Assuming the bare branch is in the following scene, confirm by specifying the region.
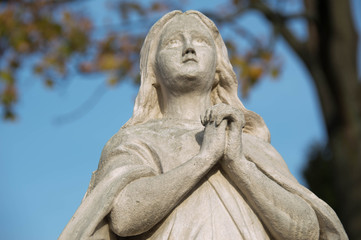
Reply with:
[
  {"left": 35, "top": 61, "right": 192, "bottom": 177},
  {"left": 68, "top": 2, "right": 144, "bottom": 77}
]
[
  {"left": 249, "top": 0, "right": 309, "bottom": 63},
  {"left": 202, "top": 6, "right": 248, "bottom": 24},
  {"left": 9, "top": 0, "right": 87, "bottom": 5},
  {"left": 230, "top": 25, "right": 263, "bottom": 48},
  {"left": 53, "top": 83, "right": 107, "bottom": 125},
  {"left": 284, "top": 12, "right": 314, "bottom": 21}
]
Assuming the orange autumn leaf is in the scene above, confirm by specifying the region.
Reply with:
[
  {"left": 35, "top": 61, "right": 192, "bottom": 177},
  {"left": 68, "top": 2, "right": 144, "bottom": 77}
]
[
  {"left": 248, "top": 65, "right": 263, "bottom": 80},
  {"left": 98, "top": 54, "right": 122, "bottom": 71}
]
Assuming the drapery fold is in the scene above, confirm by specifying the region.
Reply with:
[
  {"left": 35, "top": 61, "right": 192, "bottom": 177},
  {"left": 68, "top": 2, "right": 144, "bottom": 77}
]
[{"left": 59, "top": 122, "right": 347, "bottom": 240}]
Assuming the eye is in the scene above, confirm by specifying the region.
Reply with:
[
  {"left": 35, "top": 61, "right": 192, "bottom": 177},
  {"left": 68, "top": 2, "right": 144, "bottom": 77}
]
[
  {"left": 166, "top": 39, "right": 181, "bottom": 48},
  {"left": 193, "top": 38, "right": 209, "bottom": 46}
]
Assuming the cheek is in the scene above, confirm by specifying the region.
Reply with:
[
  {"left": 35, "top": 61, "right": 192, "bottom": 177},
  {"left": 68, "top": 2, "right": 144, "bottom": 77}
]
[
  {"left": 157, "top": 50, "right": 179, "bottom": 70},
  {"left": 200, "top": 49, "right": 217, "bottom": 69},
  {"left": 209, "top": 50, "right": 217, "bottom": 66},
  {"left": 156, "top": 51, "right": 179, "bottom": 81}
]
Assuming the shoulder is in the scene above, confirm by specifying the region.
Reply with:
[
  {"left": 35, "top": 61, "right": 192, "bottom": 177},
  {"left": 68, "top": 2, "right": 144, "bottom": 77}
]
[
  {"left": 101, "top": 120, "right": 164, "bottom": 158},
  {"left": 91, "top": 121, "right": 164, "bottom": 191}
]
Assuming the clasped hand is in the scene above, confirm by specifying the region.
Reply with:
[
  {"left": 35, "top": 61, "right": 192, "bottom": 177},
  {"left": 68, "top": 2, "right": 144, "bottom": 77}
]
[{"left": 200, "top": 103, "right": 245, "bottom": 164}]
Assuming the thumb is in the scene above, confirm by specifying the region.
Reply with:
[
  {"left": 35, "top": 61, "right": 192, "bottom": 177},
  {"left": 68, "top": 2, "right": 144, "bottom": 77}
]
[{"left": 218, "top": 119, "right": 228, "bottom": 132}]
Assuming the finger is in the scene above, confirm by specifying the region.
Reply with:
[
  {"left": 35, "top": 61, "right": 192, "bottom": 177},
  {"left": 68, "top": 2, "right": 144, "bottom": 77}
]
[
  {"left": 218, "top": 119, "right": 228, "bottom": 131},
  {"left": 200, "top": 114, "right": 205, "bottom": 126},
  {"left": 215, "top": 113, "right": 229, "bottom": 126},
  {"left": 224, "top": 113, "right": 237, "bottom": 122},
  {"left": 229, "top": 111, "right": 245, "bottom": 129},
  {"left": 203, "top": 109, "right": 209, "bottom": 124},
  {"left": 215, "top": 114, "right": 222, "bottom": 126},
  {"left": 217, "top": 111, "right": 239, "bottom": 126},
  {"left": 209, "top": 109, "right": 213, "bottom": 123}
]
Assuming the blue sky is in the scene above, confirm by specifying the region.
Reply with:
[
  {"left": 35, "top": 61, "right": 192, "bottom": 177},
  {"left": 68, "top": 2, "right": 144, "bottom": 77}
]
[{"left": 1, "top": 1, "right": 360, "bottom": 239}]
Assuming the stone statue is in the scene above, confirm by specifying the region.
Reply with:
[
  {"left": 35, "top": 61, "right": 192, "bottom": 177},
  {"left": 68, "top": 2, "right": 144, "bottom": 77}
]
[{"left": 60, "top": 10, "right": 347, "bottom": 240}]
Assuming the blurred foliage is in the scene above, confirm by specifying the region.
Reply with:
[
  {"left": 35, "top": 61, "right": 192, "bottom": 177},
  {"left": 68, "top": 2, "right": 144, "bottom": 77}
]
[
  {"left": 2, "top": 0, "right": 359, "bottom": 237},
  {"left": 0, "top": 0, "right": 281, "bottom": 120},
  {"left": 0, "top": 0, "right": 92, "bottom": 120}
]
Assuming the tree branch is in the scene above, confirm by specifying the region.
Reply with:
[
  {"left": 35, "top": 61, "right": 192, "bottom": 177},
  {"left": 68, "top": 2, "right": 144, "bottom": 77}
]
[
  {"left": 249, "top": 0, "right": 309, "bottom": 64},
  {"left": 284, "top": 12, "right": 314, "bottom": 21},
  {"left": 230, "top": 25, "right": 263, "bottom": 48},
  {"left": 14, "top": 0, "right": 87, "bottom": 5},
  {"left": 202, "top": 6, "right": 248, "bottom": 24},
  {"left": 53, "top": 83, "right": 107, "bottom": 125}
]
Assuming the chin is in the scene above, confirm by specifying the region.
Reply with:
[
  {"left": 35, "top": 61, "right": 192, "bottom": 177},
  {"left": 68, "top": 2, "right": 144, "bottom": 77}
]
[
  {"left": 180, "top": 73, "right": 210, "bottom": 86},
  {"left": 179, "top": 69, "right": 207, "bottom": 80},
  {"left": 182, "top": 74, "right": 198, "bottom": 81}
]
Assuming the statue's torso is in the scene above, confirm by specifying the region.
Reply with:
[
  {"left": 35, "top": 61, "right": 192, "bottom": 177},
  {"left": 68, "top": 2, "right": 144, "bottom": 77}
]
[{"left": 118, "top": 119, "right": 269, "bottom": 240}]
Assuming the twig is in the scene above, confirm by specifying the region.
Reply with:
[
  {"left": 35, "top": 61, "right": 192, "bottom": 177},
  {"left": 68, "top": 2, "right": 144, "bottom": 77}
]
[
  {"left": 53, "top": 82, "right": 107, "bottom": 125},
  {"left": 231, "top": 25, "right": 264, "bottom": 48},
  {"left": 249, "top": 0, "right": 308, "bottom": 62}
]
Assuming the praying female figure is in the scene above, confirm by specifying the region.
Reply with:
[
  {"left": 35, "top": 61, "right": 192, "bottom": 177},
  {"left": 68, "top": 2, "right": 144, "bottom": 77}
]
[{"left": 60, "top": 10, "right": 347, "bottom": 240}]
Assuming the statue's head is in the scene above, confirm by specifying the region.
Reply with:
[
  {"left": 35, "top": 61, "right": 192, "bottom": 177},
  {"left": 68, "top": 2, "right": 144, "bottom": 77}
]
[
  {"left": 124, "top": 10, "right": 270, "bottom": 142},
  {"left": 153, "top": 13, "right": 218, "bottom": 98}
]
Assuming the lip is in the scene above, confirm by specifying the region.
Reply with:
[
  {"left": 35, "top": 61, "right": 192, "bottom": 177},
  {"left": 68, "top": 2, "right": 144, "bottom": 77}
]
[{"left": 183, "top": 58, "right": 198, "bottom": 63}]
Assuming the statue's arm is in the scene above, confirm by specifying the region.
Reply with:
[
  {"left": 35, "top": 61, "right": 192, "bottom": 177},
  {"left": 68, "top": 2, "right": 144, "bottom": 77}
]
[
  {"left": 206, "top": 104, "right": 319, "bottom": 239},
  {"left": 109, "top": 121, "right": 227, "bottom": 237},
  {"left": 222, "top": 138, "right": 320, "bottom": 240}
]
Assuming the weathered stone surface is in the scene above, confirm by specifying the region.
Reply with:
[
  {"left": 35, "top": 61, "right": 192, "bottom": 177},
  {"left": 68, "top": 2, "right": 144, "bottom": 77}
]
[{"left": 60, "top": 10, "right": 347, "bottom": 240}]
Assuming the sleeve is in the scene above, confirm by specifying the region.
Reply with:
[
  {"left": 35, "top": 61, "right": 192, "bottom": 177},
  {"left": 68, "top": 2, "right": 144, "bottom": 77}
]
[
  {"left": 59, "top": 130, "right": 161, "bottom": 240},
  {"left": 243, "top": 133, "right": 348, "bottom": 240}
]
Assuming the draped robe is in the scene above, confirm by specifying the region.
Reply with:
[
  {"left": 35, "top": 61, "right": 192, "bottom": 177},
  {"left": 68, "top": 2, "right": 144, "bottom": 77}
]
[{"left": 59, "top": 119, "right": 347, "bottom": 240}]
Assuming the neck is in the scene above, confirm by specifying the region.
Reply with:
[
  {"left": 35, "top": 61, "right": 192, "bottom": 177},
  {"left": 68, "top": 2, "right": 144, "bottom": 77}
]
[{"left": 161, "top": 91, "right": 212, "bottom": 121}]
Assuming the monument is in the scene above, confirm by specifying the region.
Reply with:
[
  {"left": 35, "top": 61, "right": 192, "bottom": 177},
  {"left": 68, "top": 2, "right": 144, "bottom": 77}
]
[{"left": 60, "top": 10, "right": 347, "bottom": 240}]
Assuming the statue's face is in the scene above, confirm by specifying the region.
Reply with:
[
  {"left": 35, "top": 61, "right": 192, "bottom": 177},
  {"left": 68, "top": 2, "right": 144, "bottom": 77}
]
[{"left": 155, "top": 14, "right": 217, "bottom": 94}]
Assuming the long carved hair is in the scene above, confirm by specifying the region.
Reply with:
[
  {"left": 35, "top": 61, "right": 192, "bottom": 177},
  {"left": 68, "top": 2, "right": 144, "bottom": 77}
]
[{"left": 123, "top": 10, "right": 270, "bottom": 142}]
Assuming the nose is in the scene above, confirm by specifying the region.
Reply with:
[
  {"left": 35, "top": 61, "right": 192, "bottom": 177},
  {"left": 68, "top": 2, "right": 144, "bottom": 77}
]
[
  {"left": 183, "top": 47, "right": 196, "bottom": 56},
  {"left": 182, "top": 39, "right": 196, "bottom": 56}
]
